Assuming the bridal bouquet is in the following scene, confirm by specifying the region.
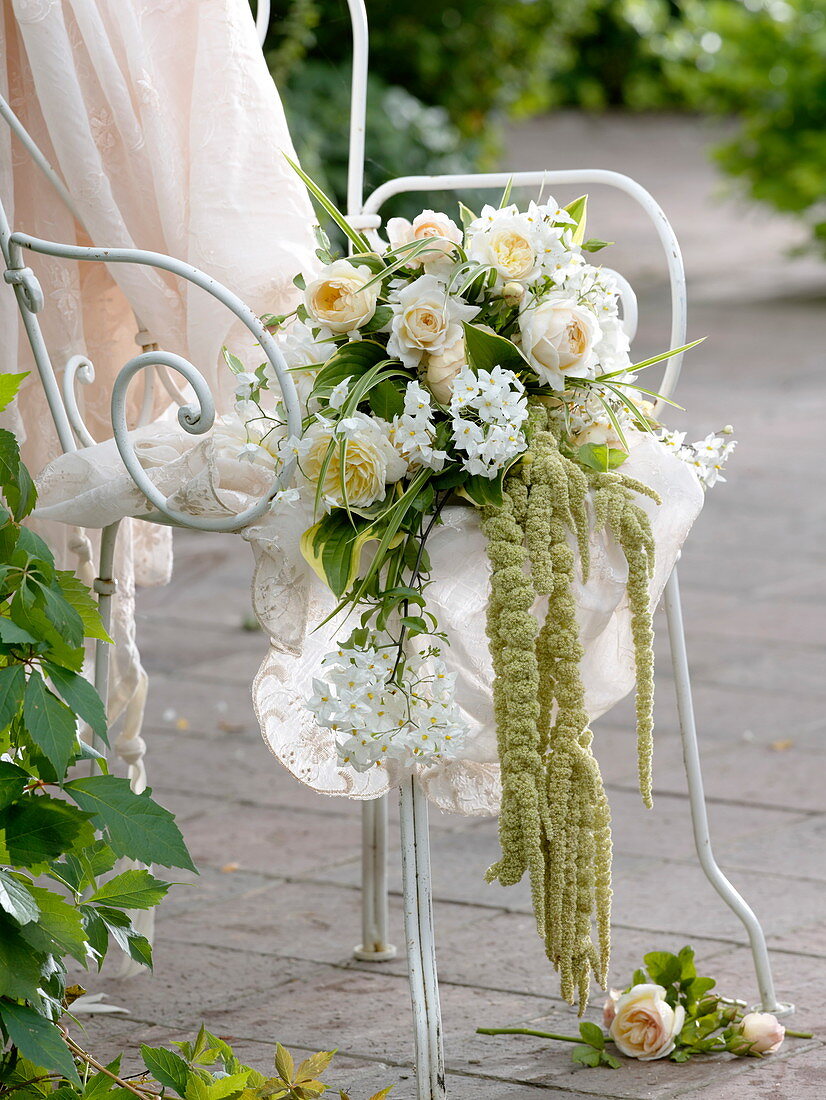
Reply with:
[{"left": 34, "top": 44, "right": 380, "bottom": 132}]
[{"left": 223, "top": 169, "right": 734, "bottom": 1009}]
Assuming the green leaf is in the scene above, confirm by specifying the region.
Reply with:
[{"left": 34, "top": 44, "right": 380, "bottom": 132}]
[
  {"left": 0, "top": 429, "right": 36, "bottom": 518},
  {"left": 367, "top": 378, "right": 405, "bottom": 420},
  {"left": 0, "top": 916, "right": 46, "bottom": 999},
  {"left": 64, "top": 775, "right": 196, "bottom": 871},
  {"left": 23, "top": 670, "right": 78, "bottom": 776},
  {"left": 578, "top": 1022, "right": 605, "bottom": 1050},
  {"left": 576, "top": 443, "right": 628, "bottom": 472},
  {"left": 300, "top": 512, "right": 401, "bottom": 598},
  {"left": 88, "top": 869, "right": 171, "bottom": 910},
  {"left": 294, "top": 1051, "right": 335, "bottom": 1084},
  {"left": 0, "top": 869, "right": 39, "bottom": 924},
  {"left": 274, "top": 1042, "right": 295, "bottom": 1083},
  {"left": 34, "top": 582, "right": 84, "bottom": 649},
  {"left": 312, "top": 339, "right": 388, "bottom": 397},
  {"left": 0, "top": 664, "right": 25, "bottom": 731},
  {"left": 141, "top": 1045, "right": 191, "bottom": 1096},
  {"left": 360, "top": 305, "right": 394, "bottom": 335},
  {"left": 286, "top": 156, "right": 370, "bottom": 253},
  {"left": 55, "top": 571, "right": 113, "bottom": 643},
  {"left": 21, "top": 886, "right": 87, "bottom": 962},
  {"left": 43, "top": 663, "right": 108, "bottom": 744},
  {"left": 571, "top": 1044, "right": 601, "bottom": 1067},
  {"left": 458, "top": 202, "right": 477, "bottom": 230},
  {"left": 0, "top": 619, "right": 39, "bottom": 646},
  {"left": 644, "top": 951, "right": 683, "bottom": 988},
  {"left": 0, "top": 372, "right": 29, "bottom": 413},
  {"left": 581, "top": 238, "right": 612, "bottom": 253},
  {"left": 2, "top": 795, "right": 94, "bottom": 867},
  {"left": 462, "top": 322, "right": 529, "bottom": 374},
  {"left": 0, "top": 761, "right": 28, "bottom": 813},
  {"left": 0, "top": 1000, "right": 80, "bottom": 1084},
  {"left": 678, "top": 945, "right": 697, "bottom": 980},
  {"left": 563, "top": 195, "right": 588, "bottom": 245},
  {"left": 78, "top": 906, "right": 108, "bottom": 966}
]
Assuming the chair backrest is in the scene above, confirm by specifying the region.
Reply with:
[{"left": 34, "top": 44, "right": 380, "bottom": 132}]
[{"left": 0, "top": 95, "right": 300, "bottom": 533}]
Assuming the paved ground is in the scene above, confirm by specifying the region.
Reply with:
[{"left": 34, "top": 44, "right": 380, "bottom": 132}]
[{"left": 73, "top": 114, "right": 826, "bottom": 1098}]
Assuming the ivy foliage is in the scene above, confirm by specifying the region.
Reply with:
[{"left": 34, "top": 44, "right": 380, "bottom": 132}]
[
  {"left": 1, "top": 1026, "right": 393, "bottom": 1100},
  {"left": 0, "top": 377, "right": 194, "bottom": 1083}
]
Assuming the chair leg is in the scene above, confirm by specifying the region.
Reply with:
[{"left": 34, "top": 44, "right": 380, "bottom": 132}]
[
  {"left": 354, "top": 796, "right": 397, "bottom": 961},
  {"left": 663, "top": 567, "right": 793, "bottom": 1016},
  {"left": 400, "top": 775, "right": 446, "bottom": 1100}
]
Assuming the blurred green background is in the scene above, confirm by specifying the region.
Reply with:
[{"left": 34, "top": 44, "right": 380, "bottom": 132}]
[{"left": 259, "top": 0, "right": 826, "bottom": 254}]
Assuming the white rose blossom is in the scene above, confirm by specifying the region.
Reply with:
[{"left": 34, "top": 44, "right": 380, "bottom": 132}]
[
  {"left": 609, "top": 984, "right": 686, "bottom": 1061},
  {"left": 518, "top": 293, "right": 602, "bottom": 389},
  {"left": 301, "top": 411, "right": 406, "bottom": 509},
  {"left": 305, "top": 259, "right": 379, "bottom": 333},
  {"left": 467, "top": 201, "right": 575, "bottom": 287},
  {"left": 386, "top": 209, "right": 463, "bottom": 271},
  {"left": 387, "top": 274, "right": 479, "bottom": 369}
]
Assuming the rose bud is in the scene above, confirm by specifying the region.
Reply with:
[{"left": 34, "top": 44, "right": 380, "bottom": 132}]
[
  {"left": 736, "top": 1012, "right": 785, "bottom": 1055},
  {"left": 501, "top": 281, "right": 525, "bottom": 307}
]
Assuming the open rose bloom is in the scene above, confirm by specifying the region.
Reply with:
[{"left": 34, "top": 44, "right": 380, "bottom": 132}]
[{"left": 609, "top": 984, "right": 686, "bottom": 1061}]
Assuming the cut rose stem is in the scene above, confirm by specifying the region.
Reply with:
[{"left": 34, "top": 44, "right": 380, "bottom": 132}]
[{"left": 476, "top": 1027, "right": 584, "bottom": 1044}]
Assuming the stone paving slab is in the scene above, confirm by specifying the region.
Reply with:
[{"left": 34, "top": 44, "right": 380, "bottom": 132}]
[{"left": 74, "top": 113, "right": 826, "bottom": 1097}]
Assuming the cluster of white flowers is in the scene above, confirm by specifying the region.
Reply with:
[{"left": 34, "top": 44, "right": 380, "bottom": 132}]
[
  {"left": 449, "top": 365, "right": 528, "bottom": 478},
  {"left": 466, "top": 199, "right": 576, "bottom": 287},
  {"left": 392, "top": 381, "right": 449, "bottom": 472},
  {"left": 659, "top": 428, "right": 737, "bottom": 489},
  {"left": 306, "top": 639, "right": 470, "bottom": 772}
]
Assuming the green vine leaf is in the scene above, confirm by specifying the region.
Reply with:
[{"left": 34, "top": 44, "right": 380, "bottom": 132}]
[
  {"left": 0, "top": 664, "right": 25, "bottom": 731},
  {"left": 87, "top": 869, "right": 171, "bottom": 910},
  {"left": 23, "top": 669, "right": 78, "bottom": 776},
  {"left": 64, "top": 775, "right": 196, "bottom": 871},
  {"left": 0, "top": 1000, "right": 80, "bottom": 1084},
  {"left": 44, "top": 662, "right": 108, "bottom": 744},
  {"left": 141, "top": 1046, "right": 192, "bottom": 1097},
  {"left": 0, "top": 869, "right": 39, "bottom": 925}
]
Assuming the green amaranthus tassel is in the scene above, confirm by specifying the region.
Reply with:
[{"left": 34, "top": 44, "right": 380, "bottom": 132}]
[{"left": 482, "top": 403, "right": 659, "bottom": 1011}]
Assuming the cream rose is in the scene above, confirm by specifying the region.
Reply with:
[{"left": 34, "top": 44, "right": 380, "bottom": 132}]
[
  {"left": 302, "top": 412, "right": 406, "bottom": 509},
  {"left": 736, "top": 1013, "right": 785, "bottom": 1056},
  {"left": 387, "top": 210, "right": 463, "bottom": 269},
  {"left": 518, "top": 295, "right": 601, "bottom": 389},
  {"left": 388, "top": 274, "right": 478, "bottom": 369},
  {"left": 424, "top": 336, "right": 467, "bottom": 403},
  {"left": 609, "top": 984, "right": 685, "bottom": 1061},
  {"left": 467, "top": 207, "right": 546, "bottom": 284},
  {"left": 304, "top": 259, "right": 379, "bottom": 333}
]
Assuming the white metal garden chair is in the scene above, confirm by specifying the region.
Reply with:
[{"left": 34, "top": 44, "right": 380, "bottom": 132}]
[{"left": 1, "top": 3, "right": 791, "bottom": 1099}]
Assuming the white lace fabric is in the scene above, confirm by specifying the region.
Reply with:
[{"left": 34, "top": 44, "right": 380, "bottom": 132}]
[
  {"left": 252, "top": 431, "right": 704, "bottom": 815},
  {"left": 1, "top": 1, "right": 317, "bottom": 816}
]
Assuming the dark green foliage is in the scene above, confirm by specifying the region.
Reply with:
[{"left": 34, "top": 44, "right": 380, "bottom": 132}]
[{"left": 0, "top": 381, "right": 192, "bottom": 1082}]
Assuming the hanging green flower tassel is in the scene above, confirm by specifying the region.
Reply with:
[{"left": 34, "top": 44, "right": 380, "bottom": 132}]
[{"left": 482, "top": 403, "right": 660, "bottom": 1011}]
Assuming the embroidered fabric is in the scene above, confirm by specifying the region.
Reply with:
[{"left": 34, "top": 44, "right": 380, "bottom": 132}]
[
  {"left": 34, "top": 419, "right": 703, "bottom": 816},
  {"left": 1, "top": 0, "right": 317, "bottom": 797},
  {"left": 252, "top": 432, "right": 705, "bottom": 815}
]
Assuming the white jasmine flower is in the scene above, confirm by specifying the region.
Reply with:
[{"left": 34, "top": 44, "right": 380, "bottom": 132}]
[
  {"left": 233, "top": 371, "right": 259, "bottom": 401},
  {"left": 328, "top": 379, "right": 351, "bottom": 411}
]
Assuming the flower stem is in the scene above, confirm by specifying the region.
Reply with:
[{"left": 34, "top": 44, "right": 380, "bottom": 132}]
[
  {"left": 476, "top": 1027, "right": 583, "bottom": 1044},
  {"left": 785, "top": 1028, "right": 814, "bottom": 1039}
]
